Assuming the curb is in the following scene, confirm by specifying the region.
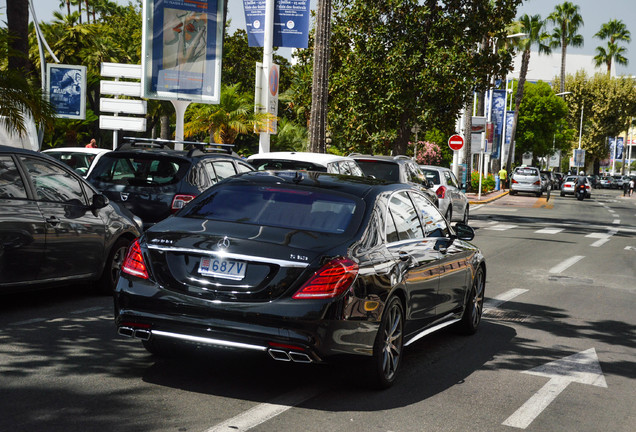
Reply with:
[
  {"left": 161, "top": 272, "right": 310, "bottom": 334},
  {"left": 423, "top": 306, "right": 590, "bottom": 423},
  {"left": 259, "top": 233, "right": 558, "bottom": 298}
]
[{"left": 468, "top": 190, "right": 509, "bottom": 205}]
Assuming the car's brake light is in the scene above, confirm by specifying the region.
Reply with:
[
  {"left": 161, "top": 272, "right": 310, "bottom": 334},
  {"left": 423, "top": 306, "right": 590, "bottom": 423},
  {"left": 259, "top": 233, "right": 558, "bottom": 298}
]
[
  {"left": 511, "top": 178, "right": 518, "bottom": 184},
  {"left": 171, "top": 194, "right": 196, "bottom": 212},
  {"left": 436, "top": 186, "right": 446, "bottom": 199},
  {"left": 533, "top": 180, "right": 541, "bottom": 186},
  {"left": 293, "top": 258, "right": 359, "bottom": 299},
  {"left": 121, "top": 239, "right": 149, "bottom": 279}
]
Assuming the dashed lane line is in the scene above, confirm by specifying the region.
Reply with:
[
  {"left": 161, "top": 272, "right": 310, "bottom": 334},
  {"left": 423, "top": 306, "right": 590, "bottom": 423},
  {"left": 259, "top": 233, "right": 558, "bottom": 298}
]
[{"left": 549, "top": 256, "right": 585, "bottom": 274}]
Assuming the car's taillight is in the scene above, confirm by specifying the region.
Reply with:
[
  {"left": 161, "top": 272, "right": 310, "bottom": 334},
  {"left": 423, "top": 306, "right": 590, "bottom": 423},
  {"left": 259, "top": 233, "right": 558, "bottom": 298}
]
[
  {"left": 171, "top": 194, "right": 196, "bottom": 212},
  {"left": 533, "top": 180, "right": 541, "bottom": 186},
  {"left": 436, "top": 186, "right": 446, "bottom": 199},
  {"left": 292, "top": 258, "right": 359, "bottom": 299},
  {"left": 121, "top": 239, "right": 149, "bottom": 279},
  {"left": 511, "top": 178, "right": 518, "bottom": 184}
]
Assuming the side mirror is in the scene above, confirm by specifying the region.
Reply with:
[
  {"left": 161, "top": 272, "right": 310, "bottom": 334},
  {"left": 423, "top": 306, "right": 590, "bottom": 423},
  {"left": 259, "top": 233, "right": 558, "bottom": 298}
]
[
  {"left": 92, "top": 194, "right": 109, "bottom": 210},
  {"left": 453, "top": 222, "right": 475, "bottom": 241}
]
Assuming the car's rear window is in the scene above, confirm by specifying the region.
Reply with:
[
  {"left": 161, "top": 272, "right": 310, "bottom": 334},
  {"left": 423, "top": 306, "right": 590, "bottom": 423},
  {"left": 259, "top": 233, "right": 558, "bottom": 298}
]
[
  {"left": 420, "top": 169, "right": 441, "bottom": 185},
  {"left": 183, "top": 185, "right": 357, "bottom": 234},
  {"left": 90, "top": 155, "right": 188, "bottom": 186},
  {"left": 47, "top": 152, "right": 96, "bottom": 175},
  {"left": 514, "top": 168, "right": 539, "bottom": 176},
  {"left": 355, "top": 160, "right": 400, "bottom": 182},
  {"left": 249, "top": 159, "right": 327, "bottom": 172}
]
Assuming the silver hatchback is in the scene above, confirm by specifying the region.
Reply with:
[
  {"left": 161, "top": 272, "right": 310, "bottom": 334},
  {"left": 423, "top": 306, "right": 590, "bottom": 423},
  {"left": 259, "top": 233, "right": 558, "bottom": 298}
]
[
  {"left": 419, "top": 165, "right": 469, "bottom": 223},
  {"left": 510, "top": 166, "right": 542, "bottom": 197}
]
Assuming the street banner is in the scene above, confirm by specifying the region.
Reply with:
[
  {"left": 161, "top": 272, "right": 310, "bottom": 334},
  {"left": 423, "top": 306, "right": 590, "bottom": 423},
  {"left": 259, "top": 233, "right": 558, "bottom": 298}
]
[
  {"left": 141, "top": 0, "right": 224, "bottom": 103},
  {"left": 243, "top": 0, "right": 311, "bottom": 48},
  {"left": 470, "top": 116, "right": 486, "bottom": 154},
  {"left": 490, "top": 89, "right": 506, "bottom": 159},
  {"left": 503, "top": 110, "right": 514, "bottom": 161},
  {"left": 573, "top": 148, "right": 585, "bottom": 168},
  {"left": 609, "top": 137, "right": 624, "bottom": 160},
  {"left": 47, "top": 64, "right": 86, "bottom": 120}
]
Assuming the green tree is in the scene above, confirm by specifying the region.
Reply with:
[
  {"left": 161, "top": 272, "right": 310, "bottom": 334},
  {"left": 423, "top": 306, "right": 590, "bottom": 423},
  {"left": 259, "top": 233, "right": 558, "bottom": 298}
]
[
  {"left": 515, "top": 81, "right": 573, "bottom": 164},
  {"left": 593, "top": 19, "right": 631, "bottom": 75},
  {"left": 325, "top": 0, "right": 521, "bottom": 156},
  {"left": 547, "top": 1, "right": 584, "bottom": 94},
  {"left": 505, "top": 14, "right": 551, "bottom": 174}
]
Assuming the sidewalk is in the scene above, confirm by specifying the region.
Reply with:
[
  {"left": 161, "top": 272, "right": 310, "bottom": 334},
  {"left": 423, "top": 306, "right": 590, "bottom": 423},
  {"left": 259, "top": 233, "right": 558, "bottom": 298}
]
[{"left": 466, "top": 189, "right": 509, "bottom": 205}]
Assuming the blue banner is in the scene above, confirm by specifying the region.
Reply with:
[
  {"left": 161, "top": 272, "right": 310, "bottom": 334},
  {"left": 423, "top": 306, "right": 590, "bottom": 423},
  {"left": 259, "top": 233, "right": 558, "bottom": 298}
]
[
  {"left": 243, "top": 0, "right": 310, "bottom": 48},
  {"left": 490, "top": 89, "right": 506, "bottom": 159},
  {"left": 48, "top": 64, "right": 86, "bottom": 120},
  {"left": 609, "top": 137, "right": 624, "bottom": 160},
  {"left": 143, "top": 0, "right": 223, "bottom": 103}
]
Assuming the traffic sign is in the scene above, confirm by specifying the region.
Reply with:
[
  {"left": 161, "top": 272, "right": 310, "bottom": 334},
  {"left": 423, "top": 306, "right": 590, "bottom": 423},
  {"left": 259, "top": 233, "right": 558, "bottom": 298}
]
[{"left": 448, "top": 134, "right": 464, "bottom": 151}]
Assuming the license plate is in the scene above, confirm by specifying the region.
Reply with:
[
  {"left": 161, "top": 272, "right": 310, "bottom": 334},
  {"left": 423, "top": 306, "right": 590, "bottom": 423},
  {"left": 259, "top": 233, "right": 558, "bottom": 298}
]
[{"left": 198, "top": 257, "right": 246, "bottom": 280}]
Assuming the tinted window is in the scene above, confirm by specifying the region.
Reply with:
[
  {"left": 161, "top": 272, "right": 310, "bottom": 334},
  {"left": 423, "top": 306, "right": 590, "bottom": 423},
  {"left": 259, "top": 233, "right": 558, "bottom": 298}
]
[
  {"left": 21, "top": 156, "right": 86, "bottom": 204},
  {"left": 348, "top": 161, "right": 364, "bottom": 177},
  {"left": 406, "top": 163, "right": 425, "bottom": 184},
  {"left": 355, "top": 160, "right": 400, "bottom": 182},
  {"left": 91, "top": 155, "right": 186, "bottom": 186},
  {"left": 410, "top": 191, "right": 448, "bottom": 237},
  {"left": 184, "top": 185, "right": 357, "bottom": 234},
  {"left": 387, "top": 191, "right": 424, "bottom": 243},
  {"left": 206, "top": 160, "right": 237, "bottom": 184},
  {"left": 250, "top": 159, "right": 326, "bottom": 172},
  {"left": 47, "top": 152, "right": 95, "bottom": 176},
  {"left": 236, "top": 161, "right": 253, "bottom": 173},
  {"left": 0, "top": 156, "right": 28, "bottom": 199}
]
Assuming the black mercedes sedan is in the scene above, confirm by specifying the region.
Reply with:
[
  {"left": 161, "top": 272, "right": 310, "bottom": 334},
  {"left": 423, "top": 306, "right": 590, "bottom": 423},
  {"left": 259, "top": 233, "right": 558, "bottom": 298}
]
[{"left": 115, "top": 171, "right": 486, "bottom": 388}]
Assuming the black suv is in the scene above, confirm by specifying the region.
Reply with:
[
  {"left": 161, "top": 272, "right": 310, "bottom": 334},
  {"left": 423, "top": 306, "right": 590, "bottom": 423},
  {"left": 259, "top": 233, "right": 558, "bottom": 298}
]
[
  {"left": 350, "top": 154, "right": 439, "bottom": 207},
  {"left": 86, "top": 139, "right": 254, "bottom": 230}
]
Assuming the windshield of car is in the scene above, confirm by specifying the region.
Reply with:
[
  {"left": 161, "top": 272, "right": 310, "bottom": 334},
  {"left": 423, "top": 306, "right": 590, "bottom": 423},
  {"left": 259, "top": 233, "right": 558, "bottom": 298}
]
[
  {"left": 90, "top": 155, "right": 187, "bottom": 186},
  {"left": 420, "top": 169, "right": 441, "bottom": 185},
  {"left": 354, "top": 160, "right": 400, "bottom": 182},
  {"left": 249, "top": 159, "right": 327, "bottom": 172},
  {"left": 183, "top": 185, "right": 358, "bottom": 234},
  {"left": 47, "top": 152, "right": 95, "bottom": 175},
  {"left": 564, "top": 176, "right": 578, "bottom": 183}
]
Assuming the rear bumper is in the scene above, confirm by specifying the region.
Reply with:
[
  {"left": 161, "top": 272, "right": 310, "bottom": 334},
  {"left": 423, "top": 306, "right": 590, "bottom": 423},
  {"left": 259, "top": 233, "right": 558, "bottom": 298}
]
[
  {"left": 114, "top": 275, "right": 380, "bottom": 362},
  {"left": 511, "top": 183, "right": 541, "bottom": 193}
]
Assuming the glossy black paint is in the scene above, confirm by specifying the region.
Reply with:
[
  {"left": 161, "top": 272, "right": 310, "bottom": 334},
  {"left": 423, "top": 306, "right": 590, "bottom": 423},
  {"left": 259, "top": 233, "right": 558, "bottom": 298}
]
[
  {"left": 0, "top": 146, "right": 141, "bottom": 293},
  {"left": 115, "top": 171, "right": 485, "bottom": 380}
]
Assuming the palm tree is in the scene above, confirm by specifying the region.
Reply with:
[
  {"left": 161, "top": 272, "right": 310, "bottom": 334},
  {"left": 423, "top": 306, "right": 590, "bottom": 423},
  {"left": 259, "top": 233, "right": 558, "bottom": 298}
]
[
  {"left": 309, "top": 0, "right": 332, "bottom": 153},
  {"left": 547, "top": 2, "right": 584, "bottom": 94},
  {"left": 593, "top": 19, "right": 631, "bottom": 75},
  {"left": 505, "top": 14, "right": 551, "bottom": 174},
  {"left": 184, "top": 84, "right": 272, "bottom": 144},
  {"left": 0, "top": 70, "right": 55, "bottom": 137}
]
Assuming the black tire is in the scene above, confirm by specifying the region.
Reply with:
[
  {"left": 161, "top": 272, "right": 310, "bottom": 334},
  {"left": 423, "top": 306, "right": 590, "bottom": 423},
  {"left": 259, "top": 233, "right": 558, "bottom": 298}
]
[
  {"left": 462, "top": 205, "right": 469, "bottom": 224},
  {"left": 536, "top": 191, "right": 542, "bottom": 197},
  {"left": 510, "top": 190, "right": 517, "bottom": 195},
  {"left": 560, "top": 191, "right": 565, "bottom": 197},
  {"left": 368, "top": 296, "right": 404, "bottom": 389},
  {"left": 445, "top": 206, "right": 452, "bottom": 222},
  {"left": 457, "top": 266, "right": 485, "bottom": 335},
  {"left": 97, "top": 237, "right": 132, "bottom": 294}
]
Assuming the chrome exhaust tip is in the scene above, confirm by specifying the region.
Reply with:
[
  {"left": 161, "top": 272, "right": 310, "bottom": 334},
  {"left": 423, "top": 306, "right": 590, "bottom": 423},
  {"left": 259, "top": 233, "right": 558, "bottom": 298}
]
[
  {"left": 288, "top": 352, "right": 313, "bottom": 363},
  {"left": 134, "top": 329, "right": 151, "bottom": 341},
  {"left": 118, "top": 327, "right": 135, "bottom": 338},
  {"left": 268, "top": 349, "right": 292, "bottom": 361}
]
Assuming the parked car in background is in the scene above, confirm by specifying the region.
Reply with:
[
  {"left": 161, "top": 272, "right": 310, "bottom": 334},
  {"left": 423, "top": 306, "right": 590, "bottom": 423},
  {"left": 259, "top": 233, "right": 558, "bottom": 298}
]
[
  {"left": 350, "top": 154, "right": 439, "bottom": 208},
  {"left": 540, "top": 170, "right": 558, "bottom": 190},
  {"left": 115, "top": 170, "right": 486, "bottom": 389},
  {"left": 510, "top": 166, "right": 542, "bottom": 197},
  {"left": 540, "top": 173, "right": 551, "bottom": 192},
  {"left": 560, "top": 175, "right": 591, "bottom": 198},
  {"left": 43, "top": 147, "right": 110, "bottom": 178},
  {"left": 553, "top": 172, "right": 564, "bottom": 188},
  {"left": 419, "top": 165, "right": 469, "bottom": 223},
  {"left": 247, "top": 152, "right": 364, "bottom": 176},
  {"left": 86, "top": 139, "right": 254, "bottom": 230},
  {"left": 0, "top": 145, "right": 141, "bottom": 294},
  {"left": 598, "top": 176, "right": 616, "bottom": 189}
]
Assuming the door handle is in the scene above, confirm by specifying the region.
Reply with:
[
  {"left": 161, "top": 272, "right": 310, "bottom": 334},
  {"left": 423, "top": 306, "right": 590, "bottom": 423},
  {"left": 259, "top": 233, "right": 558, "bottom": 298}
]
[{"left": 45, "top": 216, "right": 60, "bottom": 226}]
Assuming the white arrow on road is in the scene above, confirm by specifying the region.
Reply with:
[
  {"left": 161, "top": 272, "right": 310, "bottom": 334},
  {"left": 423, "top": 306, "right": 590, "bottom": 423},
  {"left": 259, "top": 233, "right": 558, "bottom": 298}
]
[{"left": 503, "top": 348, "right": 607, "bottom": 429}]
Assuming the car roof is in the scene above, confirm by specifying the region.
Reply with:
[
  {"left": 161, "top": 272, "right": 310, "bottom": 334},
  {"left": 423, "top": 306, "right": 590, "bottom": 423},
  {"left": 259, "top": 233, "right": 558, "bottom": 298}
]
[
  {"left": 42, "top": 147, "right": 111, "bottom": 155},
  {"left": 350, "top": 154, "right": 411, "bottom": 163},
  {"left": 419, "top": 165, "right": 450, "bottom": 172},
  {"left": 247, "top": 152, "right": 357, "bottom": 165}
]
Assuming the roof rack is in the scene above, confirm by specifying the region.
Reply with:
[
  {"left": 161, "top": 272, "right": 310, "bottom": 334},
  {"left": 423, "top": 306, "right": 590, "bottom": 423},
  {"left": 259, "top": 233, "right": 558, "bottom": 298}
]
[{"left": 118, "top": 137, "right": 235, "bottom": 155}]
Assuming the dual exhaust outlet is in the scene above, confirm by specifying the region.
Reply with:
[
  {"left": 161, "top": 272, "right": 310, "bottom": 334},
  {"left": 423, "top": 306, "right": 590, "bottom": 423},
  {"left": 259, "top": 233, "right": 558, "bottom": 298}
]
[{"left": 118, "top": 326, "right": 313, "bottom": 363}]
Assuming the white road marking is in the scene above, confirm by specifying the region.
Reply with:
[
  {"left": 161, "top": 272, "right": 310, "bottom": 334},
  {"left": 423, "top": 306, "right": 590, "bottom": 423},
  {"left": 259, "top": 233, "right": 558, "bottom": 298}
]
[
  {"left": 534, "top": 228, "right": 563, "bottom": 234},
  {"left": 587, "top": 228, "right": 618, "bottom": 247},
  {"left": 549, "top": 256, "right": 584, "bottom": 274},
  {"left": 485, "top": 224, "right": 518, "bottom": 231},
  {"left": 484, "top": 289, "right": 528, "bottom": 310},
  {"left": 612, "top": 219, "right": 620, "bottom": 224},
  {"left": 626, "top": 246, "right": 636, "bottom": 251},
  {"left": 205, "top": 387, "right": 321, "bottom": 432},
  {"left": 503, "top": 348, "right": 607, "bottom": 429}
]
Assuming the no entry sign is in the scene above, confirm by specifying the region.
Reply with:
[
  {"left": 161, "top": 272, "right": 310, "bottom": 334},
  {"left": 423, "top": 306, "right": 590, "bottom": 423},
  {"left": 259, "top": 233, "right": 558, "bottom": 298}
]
[{"left": 448, "top": 134, "right": 464, "bottom": 151}]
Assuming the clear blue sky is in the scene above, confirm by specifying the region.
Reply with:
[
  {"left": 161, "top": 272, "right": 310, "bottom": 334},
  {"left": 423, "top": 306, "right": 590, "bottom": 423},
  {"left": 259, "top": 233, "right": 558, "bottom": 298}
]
[{"left": 6, "top": 0, "right": 635, "bottom": 75}]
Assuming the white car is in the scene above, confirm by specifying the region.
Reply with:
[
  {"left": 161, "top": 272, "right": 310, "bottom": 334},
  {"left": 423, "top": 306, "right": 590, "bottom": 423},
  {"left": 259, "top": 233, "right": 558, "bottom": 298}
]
[
  {"left": 42, "top": 147, "right": 111, "bottom": 178},
  {"left": 247, "top": 152, "right": 365, "bottom": 176},
  {"left": 419, "top": 165, "right": 469, "bottom": 223}
]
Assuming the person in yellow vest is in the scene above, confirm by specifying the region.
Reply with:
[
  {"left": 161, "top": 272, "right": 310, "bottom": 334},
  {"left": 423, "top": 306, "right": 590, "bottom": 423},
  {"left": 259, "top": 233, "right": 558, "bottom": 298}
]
[{"left": 498, "top": 167, "right": 507, "bottom": 190}]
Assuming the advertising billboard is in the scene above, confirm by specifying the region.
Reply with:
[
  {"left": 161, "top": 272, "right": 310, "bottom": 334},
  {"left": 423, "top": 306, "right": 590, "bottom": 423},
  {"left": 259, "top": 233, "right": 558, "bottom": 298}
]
[
  {"left": 47, "top": 64, "right": 86, "bottom": 120},
  {"left": 141, "top": 0, "right": 224, "bottom": 103},
  {"left": 243, "top": 0, "right": 311, "bottom": 48}
]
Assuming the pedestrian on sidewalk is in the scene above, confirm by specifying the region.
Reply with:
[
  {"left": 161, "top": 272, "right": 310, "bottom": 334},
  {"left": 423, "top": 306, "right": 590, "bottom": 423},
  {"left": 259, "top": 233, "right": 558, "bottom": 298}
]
[
  {"left": 498, "top": 167, "right": 507, "bottom": 191},
  {"left": 623, "top": 179, "right": 629, "bottom": 196},
  {"left": 629, "top": 178, "right": 634, "bottom": 197}
]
